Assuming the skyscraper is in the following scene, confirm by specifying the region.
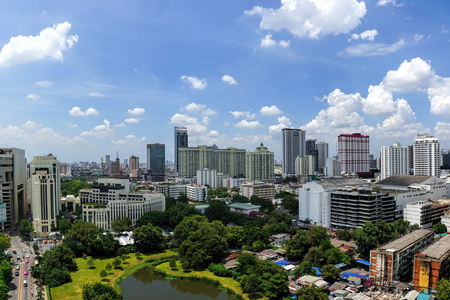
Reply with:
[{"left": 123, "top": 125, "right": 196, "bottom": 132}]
[
  {"left": 0, "top": 148, "right": 26, "bottom": 232},
  {"left": 380, "top": 142, "right": 409, "bottom": 180},
  {"left": 305, "top": 139, "right": 318, "bottom": 172},
  {"left": 147, "top": 143, "right": 165, "bottom": 182},
  {"left": 282, "top": 128, "right": 305, "bottom": 177},
  {"left": 316, "top": 142, "right": 329, "bottom": 173},
  {"left": 29, "top": 154, "right": 60, "bottom": 233},
  {"left": 174, "top": 127, "right": 188, "bottom": 173},
  {"left": 414, "top": 134, "right": 440, "bottom": 177},
  {"left": 246, "top": 143, "right": 274, "bottom": 180},
  {"left": 338, "top": 133, "right": 370, "bottom": 173}
]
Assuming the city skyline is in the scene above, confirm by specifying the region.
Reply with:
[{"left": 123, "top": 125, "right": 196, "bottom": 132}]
[{"left": 1, "top": 1, "right": 450, "bottom": 162}]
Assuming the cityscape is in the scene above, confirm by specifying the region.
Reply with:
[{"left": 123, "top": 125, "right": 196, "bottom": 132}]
[{"left": 2, "top": 1, "right": 450, "bottom": 300}]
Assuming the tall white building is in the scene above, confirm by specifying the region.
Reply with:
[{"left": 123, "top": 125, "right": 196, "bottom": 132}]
[
  {"left": 325, "top": 156, "right": 341, "bottom": 177},
  {"left": 282, "top": 128, "right": 305, "bottom": 177},
  {"left": 196, "top": 168, "right": 218, "bottom": 189},
  {"left": 414, "top": 134, "right": 440, "bottom": 177},
  {"left": 380, "top": 142, "right": 410, "bottom": 180},
  {"left": 29, "top": 155, "right": 61, "bottom": 233},
  {"left": 295, "top": 155, "right": 315, "bottom": 176}
]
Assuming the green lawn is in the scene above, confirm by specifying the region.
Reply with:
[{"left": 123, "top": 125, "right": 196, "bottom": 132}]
[{"left": 50, "top": 250, "right": 176, "bottom": 300}]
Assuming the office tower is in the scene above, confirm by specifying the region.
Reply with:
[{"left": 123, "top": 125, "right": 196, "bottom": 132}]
[
  {"left": 174, "top": 127, "right": 188, "bottom": 173},
  {"left": 325, "top": 156, "right": 341, "bottom": 176},
  {"left": 129, "top": 156, "right": 139, "bottom": 171},
  {"left": 0, "top": 148, "right": 26, "bottom": 231},
  {"left": 408, "top": 146, "right": 414, "bottom": 170},
  {"left": 338, "top": 133, "right": 370, "bottom": 173},
  {"left": 110, "top": 152, "right": 121, "bottom": 176},
  {"left": 316, "top": 142, "right": 329, "bottom": 173},
  {"left": 124, "top": 158, "right": 129, "bottom": 168},
  {"left": 414, "top": 134, "right": 440, "bottom": 177},
  {"left": 282, "top": 128, "right": 305, "bottom": 177},
  {"left": 246, "top": 143, "right": 274, "bottom": 180},
  {"left": 380, "top": 142, "right": 409, "bottom": 180},
  {"left": 147, "top": 143, "right": 165, "bottom": 182},
  {"left": 29, "top": 154, "right": 60, "bottom": 233},
  {"left": 105, "top": 155, "right": 110, "bottom": 165},
  {"left": 295, "top": 155, "right": 315, "bottom": 176},
  {"left": 305, "top": 139, "right": 318, "bottom": 172},
  {"left": 369, "top": 154, "right": 377, "bottom": 169},
  {"left": 441, "top": 149, "right": 450, "bottom": 169}
]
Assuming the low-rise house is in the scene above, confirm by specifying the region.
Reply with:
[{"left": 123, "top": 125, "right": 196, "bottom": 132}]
[{"left": 271, "top": 233, "right": 291, "bottom": 245}]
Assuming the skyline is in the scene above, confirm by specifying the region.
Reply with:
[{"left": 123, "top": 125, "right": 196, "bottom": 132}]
[{"left": 1, "top": 1, "right": 450, "bottom": 163}]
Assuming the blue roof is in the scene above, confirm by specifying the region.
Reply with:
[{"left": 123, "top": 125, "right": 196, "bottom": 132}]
[
  {"left": 342, "top": 272, "right": 367, "bottom": 279},
  {"left": 274, "top": 260, "right": 291, "bottom": 266},
  {"left": 356, "top": 259, "right": 370, "bottom": 266},
  {"left": 311, "top": 267, "right": 322, "bottom": 276},
  {"left": 417, "top": 294, "right": 431, "bottom": 300},
  {"left": 334, "top": 262, "right": 347, "bottom": 269}
]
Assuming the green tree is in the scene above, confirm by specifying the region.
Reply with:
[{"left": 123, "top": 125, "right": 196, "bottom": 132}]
[
  {"left": 82, "top": 282, "right": 122, "bottom": 300},
  {"left": 44, "top": 268, "right": 72, "bottom": 287},
  {"left": 240, "top": 273, "right": 261, "bottom": 294},
  {"left": 135, "top": 211, "right": 166, "bottom": 228},
  {"left": 353, "top": 222, "right": 380, "bottom": 260},
  {"left": 105, "top": 263, "right": 112, "bottom": 272},
  {"left": 86, "top": 258, "right": 94, "bottom": 269},
  {"left": 0, "top": 280, "right": 9, "bottom": 300},
  {"left": 0, "top": 234, "right": 10, "bottom": 253},
  {"left": 65, "top": 221, "right": 97, "bottom": 243},
  {"left": 434, "top": 222, "right": 447, "bottom": 234},
  {"left": 393, "top": 218, "right": 411, "bottom": 236},
  {"left": 242, "top": 226, "right": 270, "bottom": 250},
  {"left": 169, "top": 258, "right": 177, "bottom": 270},
  {"left": 336, "top": 229, "right": 351, "bottom": 241},
  {"left": 204, "top": 200, "right": 231, "bottom": 224},
  {"left": 321, "top": 264, "right": 341, "bottom": 282},
  {"left": 324, "top": 247, "right": 344, "bottom": 265},
  {"left": 437, "top": 278, "right": 450, "bottom": 300},
  {"left": 165, "top": 197, "right": 177, "bottom": 210},
  {"left": 294, "top": 261, "right": 314, "bottom": 277},
  {"left": 285, "top": 230, "right": 308, "bottom": 261},
  {"left": 173, "top": 215, "right": 208, "bottom": 246},
  {"left": 304, "top": 246, "right": 324, "bottom": 267},
  {"left": 132, "top": 224, "right": 164, "bottom": 253},
  {"left": 61, "top": 179, "right": 92, "bottom": 197},
  {"left": 135, "top": 252, "right": 142, "bottom": 260},
  {"left": 177, "top": 192, "right": 189, "bottom": 203},
  {"left": 111, "top": 217, "right": 132, "bottom": 232},
  {"left": 112, "top": 257, "right": 121, "bottom": 269},
  {"left": 296, "top": 285, "right": 327, "bottom": 300},
  {"left": 164, "top": 202, "right": 200, "bottom": 228},
  {"left": 85, "top": 229, "right": 120, "bottom": 256},
  {"left": 376, "top": 221, "right": 398, "bottom": 245},
  {"left": 36, "top": 287, "right": 44, "bottom": 300},
  {"left": 232, "top": 194, "right": 249, "bottom": 203},
  {"left": 99, "top": 269, "right": 107, "bottom": 280},
  {"left": 0, "top": 260, "right": 12, "bottom": 284},
  {"left": 263, "top": 211, "right": 294, "bottom": 235},
  {"left": 19, "top": 220, "right": 33, "bottom": 240},
  {"left": 281, "top": 194, "right": 299, "bottom": 215},
  {"left": 225, "top": 226, "right": 243, "bottom": 249},
  {"left": 250, "top": 195, "right": 274, "bottom": 213},
  {"left": 58, "top": 219, "right": 73, "bottom": 235}
]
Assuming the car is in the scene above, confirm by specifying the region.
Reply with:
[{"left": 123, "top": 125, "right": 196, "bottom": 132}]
[
  {"left": 12, "top": 250, "right": 16, "bottom": 254},
  {"left": 15, "top": 271, "right": 19, "bottom": 276},
  {"left": 22, "top": 248, "right": 26, "bottom": 252},
  {"left": 44, "top": 240, "right": 47, "bottom": 244},
  {"left": 25, "top": 254, "right": 29, "bottom": 258},
  {"left": 23, "top": 270, "right": 28, "bottom": 275},
  {"left": 23, "top": 280, "right": 27, "bottom": 287},
  {"left": 49, "top": 240, "right": 52, "bottom": 244},
  {"left": 17, "top": 256, "right": 20, "bottom": 260},
  {"left": 16, "top": 266, "right": 19, "bottom": 270},
  {"left": 25, "top": 259, "right": 29, "bottom": 263}
]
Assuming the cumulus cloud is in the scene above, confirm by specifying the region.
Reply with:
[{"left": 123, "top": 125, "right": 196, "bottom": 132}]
[
  {"left": 382, "top": 57, "right": 435, "bottom": 92},
  {"left": 0, "top": 22, "right": 78, "bottom": 67},
  {"left": 222, "top": 75, "right": 238, "bottom": 85},
  {"left": 111, "top": 135, "right": 146, "bottom": 145},
  {"left": 127, "top": 108, "right": 145, "bottom": 115},
  {"left": 69, "top": 107, "right": 99, "bottom": 117},
  {"left": 428, "top": 77, "right": 450, "bottom": 115},
  {"left": 203, "top": 108, "right": 217, "bottom": 116},
  {"left": 80, "top": 119, "right": 112, "bottom": 137},
  {"left": 26, "top": 94, "right": 40, "bottom": 100},
  {"left": 260, "top": 105, "right": 282, "bottom": 116},
  {"left": 349, "top": 29, "right": 378, "bottom": 41},
  {"left": 278, "top": 40, "right": 291, "bottom": 48},
  {"left": 183, "top": 102, "right": 206, "bottom": 111},
  {"left": 245, "top": 0, "right": 366, "bottom": 40},
  {"left": 377, "top": 0, "right": 403, "bottom": 7},
  {"left": 35, "top": 80, "right": 53, "bottom": 88},
  {"left": 261, "top": 34, "right": 276, "bottom": 47},
  {"left": 341, "top": 39, "right": 405, "bottom": 57},
  {"left": 230, "top": 111, "right": 256, "bottom": 119},
  {"left": 169, "top": 112, "right": 221, "bottom": 145},
  {"left": 234, "top": 120, "right": 262, "bottom": 129},
  {"left": 67, "top": 123, "right": 78, "bottom": 128},
  {"left": 181, "top": 75, "right": 207, "bottom": 90},
  {"left": 124, "top": 118, "right": 139, "bottom": 123},
  {"left": 170, "top": 113, "right": 200, "bottom": 125},
  {"left": 362, "top": 85, "right": 397, "bottom": 117},
  {"left": 269, "top": 116, "right": 292, "bottom": 135},
  {"left": 89, "top": 92, "right": 104, "bottom": 97}
]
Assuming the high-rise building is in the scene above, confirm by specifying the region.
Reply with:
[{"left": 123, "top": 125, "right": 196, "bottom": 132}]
[
  {"left": 129, "top": 155, "right": 140, "bottom": 179},
  {"left": 338, "top": 133, "right": 370, "bottom": 173},
  {"left": 0, "top": 148, "right": 26, "bottom": 231},
  {"left": 305, "top": 139, "right": 318, "bottom": 172},
  {"left": 295, "top": 155, "right": 315, "bottom": 176},
  {"left": 147, "top": 143, "right": 165, "bottom": 182},
  {"left": 246, "top": 143, "right": 274, "bottom": 181},
  {"left": 29, "top": 155, "right": 60, "bottom": 233},
  {"left": 174, "top": 127, "right": 188, "bottom": 173},
  {"left": 282, "top": 128, "right": 305, "bottom": 177},
  {"left": 380, "top": 142, "right": 409, "bottom": 180},
  {"left": 413, "top": 134, "right": 440, "bottom": 177},
  {"left": 316, "top": 142, "right": 329, "bottom": 173},
  {"left": 442, "top": 149, "right": 450, "bottom": 169},
  {"left": 408, "top": 145, "right": 414, "bottom": 170},
  {"left": 110, "top": 152, "right": 121, "bottom": 176}
]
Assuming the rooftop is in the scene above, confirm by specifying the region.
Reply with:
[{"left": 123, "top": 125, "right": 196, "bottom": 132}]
[
  {"left": 376, "top": 175, "right": 432, "bottom": 187},
  {"left": 418, "top": 234, "right": 450, "bottom": 260},
  {"left": 228, "top": 203, "right": 261, "bottom": 209},
  {"left": 375, "top": 229, "right": 433, "bottom": 252}
]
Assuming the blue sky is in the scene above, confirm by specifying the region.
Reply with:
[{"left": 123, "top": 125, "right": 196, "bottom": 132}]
[{"left": 1, "top": 0, "right": 450, "bottom": 164}]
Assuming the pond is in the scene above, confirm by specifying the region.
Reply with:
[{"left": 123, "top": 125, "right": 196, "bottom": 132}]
[{"left": 120, "top": 266, "right": 235, "bottom": 300}]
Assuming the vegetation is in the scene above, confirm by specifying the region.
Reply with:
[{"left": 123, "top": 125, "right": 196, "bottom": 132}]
[
  {"left": 135, "top": 211, "right": 166, "bottom": 228},
  {"left": 111, "top": 217, "right": 132, "bottom": 232},
  {"left": 296, "top": 285, "right": 328, "bottom": 300},
  {"left": 336, "top": 229, "right": 351, "bottom": 241},
  {"left": 82, "top": 282, "right": 122, "bottom": 300},
  {"left": 132, "top": 223, "right": 164, "bottom": 253},
  {"left": 61, "top": 179, "right": 92, "bottom": 197},
  {"left": 437, "top": 278, "right": 450, "bottom": 300},
  {"left": 19, "top": 219, "right": 33, "bottom": 240},
  {"left": 434, "top": 222, "right": 447, "bottom": 234},
  {"left": 36, "top": 245, "right": 77, "bottom": 287}
]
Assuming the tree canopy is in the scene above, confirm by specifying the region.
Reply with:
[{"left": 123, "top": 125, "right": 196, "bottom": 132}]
[
  {"left": 19, "top": 220, "right": 33, "bottom": 240},
  {"left": 132, "top": 224, "right": 164, "bottom": 253},
  {"left": 82, "top": 282, "right": 122, "bottom": 300},
  {"left": 61, "top": 179, "right": 92, "bottom": 197}
]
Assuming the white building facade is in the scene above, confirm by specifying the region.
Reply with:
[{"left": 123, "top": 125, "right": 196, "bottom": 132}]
[
  {"left": 196, "top": 168, "right": 218, "bottom": 189},
  {"left": 186, "top": 184, "right": 208, "bottom": 202},
  {"left": 295, "top": 155, "right": 315, "bottom": 176},
  {"left": 381, "top": 142, "right": 410, "bottom": 180},
  {"left": 414, "top": 134, "right": 440, "bottom": 177},
  {"left": 298, "top": 181, "right": 332, "bottom": 227}
]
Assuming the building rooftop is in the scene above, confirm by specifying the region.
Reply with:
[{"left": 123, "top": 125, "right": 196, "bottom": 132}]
[
  {"left": 228, "top": 203, "right": 261, "bottom": 209},
  {"left": 376, "top": 175, "right": 432, "bottom": 187},
  {"left": 418, "top": 234, "right": 450, "bottom": 260},
  {"left": 375, "top": 229, "right": 433, "bottom": 252}
]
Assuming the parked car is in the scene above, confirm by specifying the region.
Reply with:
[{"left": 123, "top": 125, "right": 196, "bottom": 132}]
[
  {"left": 15, "top": 272, "right": 19, "bottom": 276},
  {"left": 25, "top": 254, "right": 29, "bottom": 258},
  {"left": 12, "top": 250, "right": 16, "bottom": 254},
  {"left": 25, "top": 259, "right": 29, "bottom": 264},
  {"left": 24, "top": 270, "right": 28, "bottom": 275}
]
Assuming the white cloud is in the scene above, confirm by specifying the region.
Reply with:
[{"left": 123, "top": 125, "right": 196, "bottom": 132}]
[
  {"left": 89, "top": 92, "right": 105, "bottom": 97},
  {"left": 26, "top": 94, "right": 40, "bottom": 100},
  {"left": 127, "top": 108, "right": 145, "bottom": 115},
  {"left": 202, "top": 108, "right": 217, "bottom": 116},
  {"left": 183, "top": 102, "right": 206, "bottom": 111},
  {"left": 124, "top": 118, "right": 139, "bottom": 123},
  {"left": 260, "top": 105, "right": 282, "bottom": 116},
  {"left": 80, "top": 119, "right": 112, "bottom": 138},
  {"left": 69, "top": 106, "right": 99, "bottom": 117},
  {"left": 222, "top": 75, "right": 238, "bottom": 85},
  {"left": 435, "top": 122, "right": 450, "bottom": 140},
  {"left": 414, "top": 34, "right": 424, "bottom": 43},
  {"left": 377, "top": 0, "right": 403, "bottom": 7},
  {"left": 181, "top": 75, "right": 207, "bottom": 90},
  {"left": 269, "top": 116, "right": 292, "bottom": 135},
  {"left": 114, "top": 122, "right": 126, "bottom": 128},
  {"left": 349, "top": 29, "right": 378, "bottom": 41},
  {"left": 428, "top": 77, "right": 450, "bottom": 116},
  {"left": 0, "top": 22, "right": 78, "bottom": 67},
  {"left": 67, "top": 123, "right": 78, "bottom": 128},
  {"left": 111, "top": 135, "right": 146, "bottom": 145},
  {"left": 261, "top": 34, "right": 276, "bottom": 47},
  {"left": 362, "top": 84, "right": 397, "bottom": 117},
  {"left": 341, "top": 39, "right": 405, "bottom": 57},
  {"left": 245, "top": 0, "right": 366, "bottom": 40},
  {"left": 170, "top": 113, "right": 199, "bottom": 125},
  {"left": 230, "top": 111, "right": 256, "bottom": 119},
  {"left": 234, "top": 119, "right": 262, "bottom": 129},
  {"left": 35, "top": 80, "right": 53, "bottom": 88},
  {"left": 22, "top": 120, "right": 37, "bottom": 129},
  {"left": 278, "top": 40, "right": 291, "bottom": 48},
  {"left": 382, "top": 57, "right": 435, "bottom": 92}
]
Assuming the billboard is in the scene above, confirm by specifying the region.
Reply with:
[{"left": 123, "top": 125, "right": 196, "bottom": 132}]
[{"left": 0, "top": 203, "right": 6, "bottom": 223}]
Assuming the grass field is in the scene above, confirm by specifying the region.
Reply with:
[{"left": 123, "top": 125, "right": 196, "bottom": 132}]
[{"left": 50, "top": 250, "right": 176, "bottom": 300}]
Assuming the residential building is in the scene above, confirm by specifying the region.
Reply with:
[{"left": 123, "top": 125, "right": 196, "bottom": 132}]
[
  {"left": 369, "top": 229, "right": 434, "bottom": 285},
  {"left": 403, "top": 200, "right": 450, "bottom": 228},
  {"left": 147, "top": 143, "right": 165, "bottom": 182},
  {"left": 246, "top": 143, "right": 274, "bottom": 181},
  {"left": 129, "top": 155, "right": 140, "bottom": 178},
  {"left": 241, "top": 181, "right": 275, "bottom": 200},
  {"left": 197, "top": 168, "right": 218, "bottom": 189},
  {"left": 325, "top": 156, "right": 341, "bottom": 177},
  {"left": 338, "top": 133, "right": 370, "bottom": 173},
  {"left": 298, "top": 181, "right": 333, "bottom": 227},
  {"left": 223, "top": 177, "right": 246, "bottom": 189},
  {"left": 154, "top": 184, "right": 186, "bottom": 199},
  {"left": 413, "top": 234, "right": 450, "bottom": 292},
  {"left": 29, "top": 155, "right": 61, "bottom": 234},
  {"left": 441, "top": 149, "right": 450, "bottom": 169},
  {"left": 306, "top": 139, "right": 318, "bottom": 172},
  {"left": 174, "top": 127, "right": 188, "bottom": 173},
  {"left": 282, "top": 128, "right": 305, "bottom": 177},
  {"left": 414, "top": 134, "right": 440, "bottom": 177},
  {"left": 0, "top": 148, "right": 26, "bottom": 231},
  {"left": 380, "top": 142, "right": 409, "bottom": 180},
  {"left": 316, "top": 142, "right": 329, "bottom": 173},
  {"left": 295, "top": 155, "right": 315, "bottom": 176},
  {"left": 186, "top": 184, "right": 207, "bottom": 202}
]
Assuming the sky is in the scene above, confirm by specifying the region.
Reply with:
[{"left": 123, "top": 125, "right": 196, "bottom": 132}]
[{"left": 1, "top": 0, "right": 450, "bottom": 164}]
